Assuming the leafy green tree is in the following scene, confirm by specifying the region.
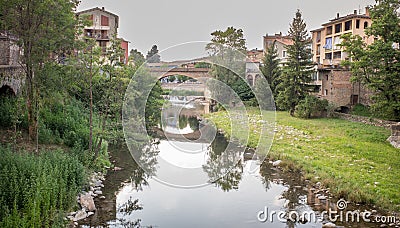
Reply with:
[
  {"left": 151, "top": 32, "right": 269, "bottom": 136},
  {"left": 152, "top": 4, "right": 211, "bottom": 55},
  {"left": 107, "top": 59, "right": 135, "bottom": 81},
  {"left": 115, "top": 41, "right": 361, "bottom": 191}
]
[
  {"left": 93, "top": 36, "right": 129, "bottom": 155},
  {"left": 276, "top": 10, "right": 314, "bottom": 115},
  {"left": 130, "top": 48, "right": 145, "bottom": 66},
  {"left": 0, "top": 0, "right": 80, "bottom": 141},
  {"left": 260, "top": 40, "right": 281, "bottom": 98},
  {"left": 340, "top": 0, "right": 400, "bottom": 120},
  {"left": 206, "top": 27, "right": 254, "bottom": 105},
  {"left": 146, "top": 45, "right": 161, "bottom": 63}
]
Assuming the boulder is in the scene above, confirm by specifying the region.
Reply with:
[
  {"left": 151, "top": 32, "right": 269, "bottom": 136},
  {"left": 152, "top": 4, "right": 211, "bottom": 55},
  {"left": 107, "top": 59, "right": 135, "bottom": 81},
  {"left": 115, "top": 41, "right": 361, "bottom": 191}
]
[
  {"left": 79, "top": 193, "right": 96, "bottom": 211},
  {"left": 272, "top": 160, "right": 282, "bottom": 167},
  {"left": 73, "top": 209, "right": 87, "bottom": 222}
]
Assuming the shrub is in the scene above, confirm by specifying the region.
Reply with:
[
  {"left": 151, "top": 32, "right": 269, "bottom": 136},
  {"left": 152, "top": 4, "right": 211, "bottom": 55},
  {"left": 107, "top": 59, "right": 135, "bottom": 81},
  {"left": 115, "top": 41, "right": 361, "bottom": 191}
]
[
  {"left": 0, "top": 95, "right": 17, "bottom": 128},
  {"left": 0, "top": 146, "right": 86, "bottom": 227},
  {"left": 295, "top": 95, "right": 328, "bottom": 118},
  {"left": 351, "top": 104, "right": 372, "bottom": 117}
]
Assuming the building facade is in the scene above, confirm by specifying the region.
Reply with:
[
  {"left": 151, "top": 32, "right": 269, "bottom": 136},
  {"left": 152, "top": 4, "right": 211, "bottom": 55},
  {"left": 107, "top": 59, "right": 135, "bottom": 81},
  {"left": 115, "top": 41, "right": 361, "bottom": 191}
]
[
  {"left": 77, "top": 7, "right": 129, "bottom": 64},
  {"left": 310, "top": 8, "right": 373, "bottom": 108},
  {"left": 263, "top": 33, "right": 293, "bottom": 64}
]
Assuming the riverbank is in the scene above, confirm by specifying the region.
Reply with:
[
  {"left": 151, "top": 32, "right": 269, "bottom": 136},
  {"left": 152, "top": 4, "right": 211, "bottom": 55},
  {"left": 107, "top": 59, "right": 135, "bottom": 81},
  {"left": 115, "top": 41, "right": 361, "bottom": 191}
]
[
  {"left": 205, "top": 110, "right": 400, "bottom": 212},
  {"left": 0, "top": 140, "right": 111, "bottom": 227}
]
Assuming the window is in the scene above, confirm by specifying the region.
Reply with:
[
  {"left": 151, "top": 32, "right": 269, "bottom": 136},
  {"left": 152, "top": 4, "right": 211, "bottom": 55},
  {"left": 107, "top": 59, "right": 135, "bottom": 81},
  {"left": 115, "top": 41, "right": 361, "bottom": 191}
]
[
  {"left": 316, "top": 44, "right": 321, "bottom": 55},
  {"left": 333, "top": 36, "right": 341, "bottom": 50},
  {"left": 323, "top": 37, "right": 332, "bottom": 50},
  {"left": 311, "top": 72, "right": 318, "bottom": 80},
  {"left": 344, "top": 20, "right": 352, "bottom": 31},
  {"left": 325, "top": 53, "right": 332, "bottom": 60},
  {"left": 356, "top": 20, "right": 360, "bottom": 29},
  {"left": 324, "top": 89, "right": 328, "bottom": 96},
  {"left": 316, "top": 57, "right": 320, "bottom": 64},
  {"left": 326, "top": 26, "right": 333, "bottom": 35},
  {"left": 316, "top": 31, "right": 321, "bottom": 43},
  {"left": 282, "top": 50, "right": 287, "bottom": 58},
  {"left": 335, "top": 23, "right": 342, "bottom": 33},
  {"left": 333, "top": 51, "right": 341, "bottom": 59},
  {"left": 364, "top": 21, "right": 368, "bottom": 29},
  {"left": 247, "top": 75, "right": 254, "bottom": 87},
  {"left": 101, "top": 15, "right": 109, "bottom": 26}
]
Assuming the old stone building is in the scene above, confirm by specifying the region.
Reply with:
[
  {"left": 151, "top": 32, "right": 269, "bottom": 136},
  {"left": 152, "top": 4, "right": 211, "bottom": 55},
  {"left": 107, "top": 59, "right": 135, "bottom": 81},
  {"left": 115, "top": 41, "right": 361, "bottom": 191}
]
[
  {"left": 0, "top": 31, "right": 24, "bottom": 95},
  {"left": 310, "top": 8, "right": 373, "bottom": 108}
]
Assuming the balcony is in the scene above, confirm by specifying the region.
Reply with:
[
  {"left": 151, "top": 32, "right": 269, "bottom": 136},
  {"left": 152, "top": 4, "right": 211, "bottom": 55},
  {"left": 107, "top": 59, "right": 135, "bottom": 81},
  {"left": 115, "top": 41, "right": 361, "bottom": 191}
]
[{"left": 84, "top": 33, "right": 110, "bottom": 41}]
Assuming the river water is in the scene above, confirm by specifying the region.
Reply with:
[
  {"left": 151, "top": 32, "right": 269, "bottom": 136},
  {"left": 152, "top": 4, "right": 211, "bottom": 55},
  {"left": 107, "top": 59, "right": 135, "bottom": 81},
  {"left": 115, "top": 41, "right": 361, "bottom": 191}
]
[{"left": 79, "top": 100, "right": 374, "bottom": 228}]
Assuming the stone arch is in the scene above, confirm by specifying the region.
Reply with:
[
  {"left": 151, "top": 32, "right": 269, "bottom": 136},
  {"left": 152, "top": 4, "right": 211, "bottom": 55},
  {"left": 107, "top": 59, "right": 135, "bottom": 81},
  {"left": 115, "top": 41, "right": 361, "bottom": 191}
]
[
  {"left": 0, "top": 85, "right": 16, "bottom": 96},
  {"left": 247, "top": 74, "right": 254, "bottom": 87}
]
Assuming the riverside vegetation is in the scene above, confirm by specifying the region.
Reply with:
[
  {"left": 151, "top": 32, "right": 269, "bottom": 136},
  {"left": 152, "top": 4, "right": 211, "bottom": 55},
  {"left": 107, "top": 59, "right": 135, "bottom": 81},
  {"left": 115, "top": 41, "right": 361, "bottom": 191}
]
[{"left": 206, "top": 109, "right": 400, "bottom": 212}]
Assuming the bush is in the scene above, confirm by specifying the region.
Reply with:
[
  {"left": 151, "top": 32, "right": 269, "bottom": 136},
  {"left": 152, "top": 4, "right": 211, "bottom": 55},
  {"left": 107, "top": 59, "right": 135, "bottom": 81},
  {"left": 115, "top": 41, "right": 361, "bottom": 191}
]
[
  {"left": 39, "top": 98, "right": 90, "bottom": 148},
  {"left": 0, "top": 146, "right": 86, "bottom": 227},
  {"left": 351, "top": 104, "right": 372, "bottom": 117},
  {"left": 295, "top": 95, "right": 328, "bottom": 119},
  {"left": 0, "top": 95, "right": 17, "bottom": 128}
]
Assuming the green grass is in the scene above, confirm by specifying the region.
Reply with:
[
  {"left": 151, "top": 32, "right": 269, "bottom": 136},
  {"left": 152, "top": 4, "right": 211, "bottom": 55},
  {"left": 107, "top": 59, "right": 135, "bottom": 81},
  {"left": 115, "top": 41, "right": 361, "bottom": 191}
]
[{"left": 206, "top": 109, "right": 400, "bottom": 212}]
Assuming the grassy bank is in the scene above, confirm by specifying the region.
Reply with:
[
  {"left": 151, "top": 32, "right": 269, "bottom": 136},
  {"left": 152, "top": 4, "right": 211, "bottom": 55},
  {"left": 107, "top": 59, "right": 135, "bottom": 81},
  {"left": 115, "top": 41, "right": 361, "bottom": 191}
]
[{"left": 206, "top": 110, "right": 400, "bottom": 211}]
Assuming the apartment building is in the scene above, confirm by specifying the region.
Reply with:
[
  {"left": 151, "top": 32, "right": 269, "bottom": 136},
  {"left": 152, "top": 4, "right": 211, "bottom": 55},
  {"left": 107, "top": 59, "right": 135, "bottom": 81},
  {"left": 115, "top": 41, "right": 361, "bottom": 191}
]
[
  {"left": 76, "top": 7, "right": 129, "bottom": 64},
  {"left": 310, "top": 8, "right": 373, "bottom": 108}
]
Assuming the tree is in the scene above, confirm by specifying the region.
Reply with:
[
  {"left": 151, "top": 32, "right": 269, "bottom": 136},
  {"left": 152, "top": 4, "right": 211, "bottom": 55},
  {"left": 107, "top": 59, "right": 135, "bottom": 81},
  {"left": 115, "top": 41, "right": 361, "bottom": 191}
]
[
  {"left": 146, "top": 45, "right": 161, "bottom": 63},
  {"left": 0, "top": 0, "right": 80, "bottom": 141},
  {"left": 206, "top": 27, "right": 254, "bottom": 105},
  {"left": 340, "top": 0, "right": 400, "bottom": 120},
  {"left": 260, "top": 40, "right": 281, "bottom": 98},
  {"left": 276, "top": 10, "right": 314, "bottom": 115},
  {"left": 130, "top": 49, "right": 145, "bottom": 66}
]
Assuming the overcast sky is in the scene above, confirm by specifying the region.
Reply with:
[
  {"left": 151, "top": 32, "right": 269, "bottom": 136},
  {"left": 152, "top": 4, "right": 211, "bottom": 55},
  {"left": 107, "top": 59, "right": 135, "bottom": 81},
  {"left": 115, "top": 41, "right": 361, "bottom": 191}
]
[{"left": 77, "top": 0, "right": 375, "bottom": 61}]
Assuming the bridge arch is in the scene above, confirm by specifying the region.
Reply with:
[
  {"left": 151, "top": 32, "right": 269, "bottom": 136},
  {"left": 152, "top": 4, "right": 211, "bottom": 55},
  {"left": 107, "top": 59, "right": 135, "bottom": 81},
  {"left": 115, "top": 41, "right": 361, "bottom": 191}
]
[{"left": 150, "top": 67, "right": 212, "bottom": 80}]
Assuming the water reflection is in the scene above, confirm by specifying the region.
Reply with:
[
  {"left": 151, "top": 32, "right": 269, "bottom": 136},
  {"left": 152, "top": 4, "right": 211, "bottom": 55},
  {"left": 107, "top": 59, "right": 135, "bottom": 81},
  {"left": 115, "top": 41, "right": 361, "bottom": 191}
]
[{"left": 81, "top": 100, "right": 326, "bottom": 227}]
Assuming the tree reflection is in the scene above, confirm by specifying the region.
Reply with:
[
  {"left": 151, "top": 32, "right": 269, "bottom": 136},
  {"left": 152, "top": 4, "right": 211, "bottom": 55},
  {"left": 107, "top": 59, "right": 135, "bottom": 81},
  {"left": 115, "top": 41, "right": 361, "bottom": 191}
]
[
  {"left": 178, "top": 115, "right": 188, "bottom": 129},
  {"left": 188, "top": 116, "right": 199, "bottom": 131},
  {"left": 129, "top": 139, "right": 160, "bottom": 191},
  {"left": 202, "top": 135, "right": 244, "bottom": 191},
  {"left": 260, "top": 161, "right": 311, "bottom": 227}
]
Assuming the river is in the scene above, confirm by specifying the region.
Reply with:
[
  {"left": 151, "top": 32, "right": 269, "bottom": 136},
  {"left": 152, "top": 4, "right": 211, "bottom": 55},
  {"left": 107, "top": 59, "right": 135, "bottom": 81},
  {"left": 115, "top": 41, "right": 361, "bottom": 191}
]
[{"left": 79, "top": 99, "right": 375, "bottom": 228}]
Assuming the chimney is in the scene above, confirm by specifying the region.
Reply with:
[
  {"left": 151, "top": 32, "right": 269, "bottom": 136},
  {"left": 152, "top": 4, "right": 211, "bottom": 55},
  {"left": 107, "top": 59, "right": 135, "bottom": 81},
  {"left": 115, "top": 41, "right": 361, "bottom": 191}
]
[
  {"left": 354, "top": 9, "right": 357, "bottom": 15},
  {"left": 337, "top": 13, "right": 340, "bottom": 18},
  {"left": 102, "top": 7, "right": 105, "bottom": 10},
  {"left": 365, "top": 7, "right": 370, "bottom": 16}
]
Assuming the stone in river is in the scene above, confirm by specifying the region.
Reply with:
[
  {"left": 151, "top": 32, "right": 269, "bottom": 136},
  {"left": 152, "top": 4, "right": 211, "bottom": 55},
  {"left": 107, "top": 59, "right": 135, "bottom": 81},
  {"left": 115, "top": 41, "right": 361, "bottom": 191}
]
[
  {"left": 79, "top": 193, "right": 96, "bottom": 211},
  {"left": 73, "top": 209, "right": 87, "bottom": 222}
]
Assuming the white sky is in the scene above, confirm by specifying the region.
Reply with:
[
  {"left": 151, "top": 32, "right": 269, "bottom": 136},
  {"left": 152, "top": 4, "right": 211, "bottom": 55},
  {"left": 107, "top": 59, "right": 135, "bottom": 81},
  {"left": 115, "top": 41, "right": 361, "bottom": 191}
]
[{"left": 77, "top": 0, "right": 375, "bottom": 61}]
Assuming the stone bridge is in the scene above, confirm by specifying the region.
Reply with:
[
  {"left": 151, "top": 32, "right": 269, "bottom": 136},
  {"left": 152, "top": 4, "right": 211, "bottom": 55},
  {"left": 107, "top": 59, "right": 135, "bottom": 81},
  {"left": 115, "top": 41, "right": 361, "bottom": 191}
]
[
  {"left": 0, "top": 66, "right": 24, "bottom": 95},
  {"left": 150, "top": 67, "right": 211, "bottom": 80},
  {"left": 0, "top": 32, "right": 25, "bottom": 95}
]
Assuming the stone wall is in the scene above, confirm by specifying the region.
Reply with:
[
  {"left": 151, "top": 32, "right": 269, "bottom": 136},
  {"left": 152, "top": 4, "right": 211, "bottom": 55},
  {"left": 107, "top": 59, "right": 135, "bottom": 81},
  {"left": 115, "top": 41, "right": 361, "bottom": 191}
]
[
  {"left": 388, "top": 123, "right": 400, "bottom": 149},
  {"left": 0, "top": 66, "right": 24, "bottom": 94},
  {"left": 318, "top": 69, "right": 372, "bottom": 108},
  {"left": 332, "top": 112, "right": 397, "bottom": 129}
]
